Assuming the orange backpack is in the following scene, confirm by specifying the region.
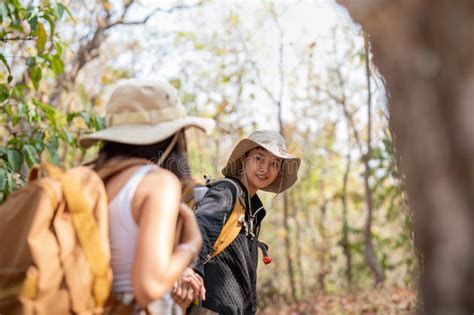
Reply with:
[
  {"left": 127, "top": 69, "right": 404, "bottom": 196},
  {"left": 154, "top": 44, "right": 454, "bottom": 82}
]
[
  {"left": 0, "top": 163, "right": 112, "bottom": 314},
  {"left": 0, "top": 159, "right": 153, "bottom": 315}
]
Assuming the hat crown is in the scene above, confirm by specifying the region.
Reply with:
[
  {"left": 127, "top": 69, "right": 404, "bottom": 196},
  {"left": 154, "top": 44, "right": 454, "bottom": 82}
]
[
  {"left": 78, "top": 78, "right": 215, "bottom": 149},
  {"left": 105, "top": 79, "right": 186, "bottom": 127},
  {"left": 248, "top": 130, "right": 288, "bottom": 154}
]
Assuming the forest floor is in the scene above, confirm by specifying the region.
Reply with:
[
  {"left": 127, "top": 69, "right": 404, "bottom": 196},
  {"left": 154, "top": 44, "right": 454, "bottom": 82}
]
[{"left": 258, "top": 286, "right": 416, "bottom": 315}]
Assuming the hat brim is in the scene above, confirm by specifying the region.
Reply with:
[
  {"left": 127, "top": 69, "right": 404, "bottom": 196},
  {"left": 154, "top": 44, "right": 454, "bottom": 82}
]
[
  {"left": 222, "top": 138, "right": 301, "bottom": 193},
  {"left": 79, "top": 116, "right": 215, "bottom": 149}
]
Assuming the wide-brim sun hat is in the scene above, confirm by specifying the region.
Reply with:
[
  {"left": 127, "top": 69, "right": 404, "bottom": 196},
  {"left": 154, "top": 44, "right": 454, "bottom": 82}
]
[
  {"left": 79, "top": 79, "right": 215, "bottom": 148},
  {"left": 222, "top": 130, "right": 301, "bottom": 193}
]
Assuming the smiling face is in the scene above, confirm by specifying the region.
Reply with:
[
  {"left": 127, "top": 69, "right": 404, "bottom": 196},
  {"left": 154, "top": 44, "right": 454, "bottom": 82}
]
[{"left": 241, "top": 147, "right": 282, "bottom": 195}]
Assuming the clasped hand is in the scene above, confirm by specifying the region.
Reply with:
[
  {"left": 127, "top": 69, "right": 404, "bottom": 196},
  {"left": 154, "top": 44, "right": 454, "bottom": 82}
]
[{"left": 172, "top": 267, "right": 206, "bottom": 307}]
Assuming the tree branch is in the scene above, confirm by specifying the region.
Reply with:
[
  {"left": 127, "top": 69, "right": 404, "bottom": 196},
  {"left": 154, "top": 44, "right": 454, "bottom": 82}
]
[
  {"left": 106, "top": 2, "right": 203, "bottom": 30},
  {"left": 0, "top": 36, "right": 35, "bottom": 41}
]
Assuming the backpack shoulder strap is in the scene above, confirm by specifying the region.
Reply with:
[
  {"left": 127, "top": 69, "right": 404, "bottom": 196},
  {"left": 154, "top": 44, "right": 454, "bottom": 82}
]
[
  {"left": 203, "top": 177, "right": 246, "bottom": 263},
  {"left": 207, "top": 197, "right": 245, "bottom": 261},
  {"left": 38, "top": 163, "right": 111, "bottom": 307},
  {"left": 206, "top": 177, "right": 246, "bottom": 206}
]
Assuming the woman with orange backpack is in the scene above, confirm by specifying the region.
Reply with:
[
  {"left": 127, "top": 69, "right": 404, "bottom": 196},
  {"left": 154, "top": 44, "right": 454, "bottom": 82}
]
[{"left": 79, "top": 79, "right": 214, "bottom": 314}]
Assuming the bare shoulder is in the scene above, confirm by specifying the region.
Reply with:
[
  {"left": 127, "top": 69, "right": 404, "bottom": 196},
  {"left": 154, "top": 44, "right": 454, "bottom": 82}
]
[
  {"left": 140, "top": 168, "right": 181, "bottom": 194},
  {"left": 132, "top": 168, "right": 181, "bottom": 220}
]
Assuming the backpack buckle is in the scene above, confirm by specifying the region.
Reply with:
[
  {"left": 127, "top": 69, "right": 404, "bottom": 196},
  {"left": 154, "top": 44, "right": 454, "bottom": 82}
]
[
  {"left": 203, "top": 254, "right": 212, "bottom": 265},
  {"left": 203, "top": 174, "right": 212, "bottom": 186}
]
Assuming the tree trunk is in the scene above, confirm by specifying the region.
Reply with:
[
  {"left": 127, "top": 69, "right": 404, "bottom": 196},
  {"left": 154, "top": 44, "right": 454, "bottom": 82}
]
[
  {"left": 338, "top": 0, "right": 474, "bottom": 313},
  {"left": 341, "top": 152, "right": 353, "bottom": 286},
  {"left": 291, "top": 189, "right": 306, "bottom": 299},
  {"left": 317, "top": 203, "right": 328, "bottom": 292},
  {"left": 362, "top": 33, "right": 385, "bottom": 285},
  {"left": 270, "top": 8, "right": 297, "bottom": 301},
  {"left": 282, "top": 193, "right": 297, "bottom": 301},
  {"left": 316, "top": 180, "right": 330, "bottom": 292}
]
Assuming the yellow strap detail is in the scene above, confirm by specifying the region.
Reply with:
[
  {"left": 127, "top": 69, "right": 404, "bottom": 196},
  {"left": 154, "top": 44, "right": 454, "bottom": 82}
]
[
  {"left": 40, "top": 163, "right": 111, "bottom": 307},
  {"left": 210, "top": 199, "right": 245, "bottom": 258},
  {"left": 19, "top": 267, "right": 39, "bottom": 299}
]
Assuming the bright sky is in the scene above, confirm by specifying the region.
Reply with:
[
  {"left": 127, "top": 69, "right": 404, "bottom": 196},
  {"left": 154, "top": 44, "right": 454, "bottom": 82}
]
[
  {"left": 107, "top": 0, "right": 360, "bottom": 125},
  {"left": 65, "top": 0, "right": 388, "bottom": 180},
  {"left": 98, "top": 0, "right": 385, "bottom": 166}
]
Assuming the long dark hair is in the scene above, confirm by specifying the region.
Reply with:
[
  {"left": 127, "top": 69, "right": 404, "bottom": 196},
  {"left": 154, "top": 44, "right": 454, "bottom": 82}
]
[{"left": 93, "top": 130, "right": 192, "bottom": 181}]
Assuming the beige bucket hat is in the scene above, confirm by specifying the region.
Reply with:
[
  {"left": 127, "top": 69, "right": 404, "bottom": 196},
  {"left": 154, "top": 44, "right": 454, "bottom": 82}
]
[
  {"left": 222, "top": 130, "right": 301, "bottom": 193},
  {"left": 79, "top": 79, "right": 215, "bottom": 148}
]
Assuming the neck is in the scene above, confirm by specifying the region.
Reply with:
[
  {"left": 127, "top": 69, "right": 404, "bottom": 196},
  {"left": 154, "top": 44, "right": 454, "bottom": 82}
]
[{"left": 238, "top": 174, "right": 257, "bottom": 197}]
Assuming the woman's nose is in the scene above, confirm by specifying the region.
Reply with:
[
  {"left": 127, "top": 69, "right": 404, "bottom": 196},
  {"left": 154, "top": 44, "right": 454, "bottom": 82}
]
[{"left": 259, "top": 163, "right": 269, "bottom": 173}]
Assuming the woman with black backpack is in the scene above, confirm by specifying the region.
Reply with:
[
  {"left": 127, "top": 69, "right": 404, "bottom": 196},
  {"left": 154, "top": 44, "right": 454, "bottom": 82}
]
[{"left": 172, "top": 130, "right": 301, "bottom": 315}]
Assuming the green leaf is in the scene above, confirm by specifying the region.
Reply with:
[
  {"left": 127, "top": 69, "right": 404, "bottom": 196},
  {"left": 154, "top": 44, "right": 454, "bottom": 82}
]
[
  {"left": 12, "top": 102, "right": 24, "bottom": 126},
  {"left": 46, "top": 135, "right": 59, "bottom": 164},
  {"left": 0, "top": 53, "right": 12, "bottom": 82},
  {"left": 25, "top": 102, "right": 40, "bottom": 124},
  {"left": 30, "top": 66, "right": 42, "bottom": 90},
  {"left": 6, "top": 149, "right": 21, "bottom": 172},
  {"left": 80, "top": 111, "right": 91, "bottom": 126},
  {"left": 36, "top": 21, "right": 47, "bottom": 53},
  {"left": 0, "top": 84, "right": 9, "bottom": 102},
  {"left": 49, "top": 54, "right": 64, "bottom": 75},
  {"left": 63, "top": 129, "right": 73, "bottom": 144},
  {"left": 94, "top": 116, "right": 105, "bottom": 130},
  {"left": 66, "top": 112, "right": 79, "bottom": 124},
  {"left": 12, "top": 84, "right": 27, "bottom": 99},
  {"left": 53, "top": 3, "right": 65, "bottom": 19},
  {"left": 44, "top": 16, "right": 55, "bottom": 41},
  {"left": 0, "top": 169, "right": 7, "bottom": 192},
  {"left": 7, "top": 171, "right": 15, "bottom": 193},
  {"left": 60, "top": 4, "right": 75, "bottom": 22},
  {"left": 33, "top": 132, "right": 45, "bottom": 151},
  {"left": 23, "top": 144, "right": 39, "bottom": 167},
  {"left": 35, "top": 99, "right": 56, "bottom": 122},
  {"left": 28, "top": 14, "right": 38, "bottom": 32},
  {"left": 54, "top": 41, "right": 63, "bottom": 56},
  {"left": 7, "top": 137, "right": 24, "bottom": 147},
  {"left": 26, "top": 56, "right": 36, "bottom": 68}
]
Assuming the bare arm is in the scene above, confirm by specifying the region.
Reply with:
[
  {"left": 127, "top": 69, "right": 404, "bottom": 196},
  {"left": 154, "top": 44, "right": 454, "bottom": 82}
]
[{"left": 131, "top": 169, "right": 202, "bottom": 306}]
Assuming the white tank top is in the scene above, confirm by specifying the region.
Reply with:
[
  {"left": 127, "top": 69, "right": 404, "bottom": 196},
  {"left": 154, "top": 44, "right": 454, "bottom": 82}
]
[{"left": 108, "top": 164, "right": 158, "bottom": 292}]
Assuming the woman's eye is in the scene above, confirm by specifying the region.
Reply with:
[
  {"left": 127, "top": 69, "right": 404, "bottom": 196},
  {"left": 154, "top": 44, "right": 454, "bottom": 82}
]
[{"left": 256, "top": 156, "right": 261, "bottom": 161}]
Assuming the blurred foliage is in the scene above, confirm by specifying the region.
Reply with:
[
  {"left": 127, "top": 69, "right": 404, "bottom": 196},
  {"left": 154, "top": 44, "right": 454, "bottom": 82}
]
[{"left": 0, "top": 0, "right": 103, "bottom": 202}]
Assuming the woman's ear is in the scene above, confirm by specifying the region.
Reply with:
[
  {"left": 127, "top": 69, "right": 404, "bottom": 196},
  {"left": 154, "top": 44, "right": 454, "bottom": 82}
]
[{"left": 238, "top": 162, "right": 245, "bottom": 175}]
